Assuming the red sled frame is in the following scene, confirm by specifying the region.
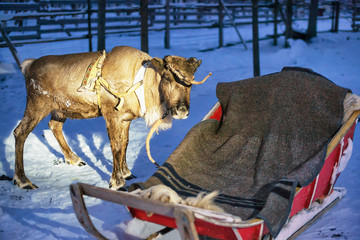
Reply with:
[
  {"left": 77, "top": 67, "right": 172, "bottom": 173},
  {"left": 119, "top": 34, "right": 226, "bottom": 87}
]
[{"left": 70, "top": 104, "right": 360, "bottom": 240}]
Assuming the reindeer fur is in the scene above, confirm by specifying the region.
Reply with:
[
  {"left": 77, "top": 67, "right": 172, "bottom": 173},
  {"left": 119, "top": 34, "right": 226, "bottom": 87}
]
[
  {"left": 137, "top": 184, "right": 224, "bottom": 213},
  {"left": 343, "top": 93, "right": 360, "bottom": 123}
]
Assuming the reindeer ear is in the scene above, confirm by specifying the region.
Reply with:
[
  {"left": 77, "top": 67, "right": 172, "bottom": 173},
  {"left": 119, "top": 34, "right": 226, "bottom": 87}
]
[
  {"left": 194, "top": 59, "right": 202, "bottom": 70},
  {"left": 187, "top": 57, "right": 197, "bottom": 64},
  {"left": 188, "top": 57, "right": 202, "bottom": 70},
  {"left": 164, "top": 55, "right": 173, "bottom": 64},
  {"left": 151, "top": 57, "right": 165, "bottom": 74}
]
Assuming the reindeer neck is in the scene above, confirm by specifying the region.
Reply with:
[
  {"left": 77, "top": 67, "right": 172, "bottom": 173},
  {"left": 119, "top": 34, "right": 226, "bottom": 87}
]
[{"left": 142, "top": 67, "right": 171, "bottom": 130}]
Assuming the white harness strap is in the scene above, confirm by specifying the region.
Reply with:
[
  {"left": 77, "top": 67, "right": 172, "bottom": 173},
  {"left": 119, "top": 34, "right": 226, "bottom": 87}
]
[{"left": 134, "top": 61, "right": 150, "bottom": 116}]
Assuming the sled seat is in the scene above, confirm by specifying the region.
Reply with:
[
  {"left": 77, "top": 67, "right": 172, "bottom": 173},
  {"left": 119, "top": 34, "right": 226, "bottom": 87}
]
[{"left": 70, "top": 103, "right": 359, "bottom": 240}]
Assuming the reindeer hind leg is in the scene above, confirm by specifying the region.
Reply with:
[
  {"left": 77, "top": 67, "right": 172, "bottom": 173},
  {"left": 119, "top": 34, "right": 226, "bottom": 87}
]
[
  {"left": 49, "top": 112, "right": 86, "bottom": 166},
  {"left": 13, "top": 98, "right": 51, "bottom": 189}
]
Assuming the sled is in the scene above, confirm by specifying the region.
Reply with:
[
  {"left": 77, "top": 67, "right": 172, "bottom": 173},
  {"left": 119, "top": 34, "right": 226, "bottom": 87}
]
[{"left": 70, "top": 103, "right": 360, "bottom": 240}]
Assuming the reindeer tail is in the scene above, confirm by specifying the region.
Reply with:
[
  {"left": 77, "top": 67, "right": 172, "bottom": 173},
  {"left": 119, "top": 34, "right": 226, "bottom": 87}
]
[{"left": 21, "top": 59, "right": 35, "bottom": 75}]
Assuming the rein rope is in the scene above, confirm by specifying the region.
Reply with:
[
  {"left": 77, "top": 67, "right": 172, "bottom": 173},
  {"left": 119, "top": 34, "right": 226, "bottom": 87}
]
[{"left": 145, "top": 111, "right": 169, "bottom": 168}]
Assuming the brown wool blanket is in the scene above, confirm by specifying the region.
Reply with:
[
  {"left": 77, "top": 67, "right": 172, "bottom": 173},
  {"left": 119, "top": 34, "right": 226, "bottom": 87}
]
[{"left": 130, "top": 67, "right": 350, "bottom": 237}]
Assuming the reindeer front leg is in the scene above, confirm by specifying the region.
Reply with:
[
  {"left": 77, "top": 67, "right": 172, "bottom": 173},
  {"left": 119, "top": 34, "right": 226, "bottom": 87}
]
[{"left": 104, "top": 115, "right": 132, "bottom": 191}]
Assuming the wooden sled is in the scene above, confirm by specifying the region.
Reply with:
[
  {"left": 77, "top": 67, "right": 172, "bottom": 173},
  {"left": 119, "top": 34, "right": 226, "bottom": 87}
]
[{"left": 70, "top": 104, "right": 360, "bottom": 240}]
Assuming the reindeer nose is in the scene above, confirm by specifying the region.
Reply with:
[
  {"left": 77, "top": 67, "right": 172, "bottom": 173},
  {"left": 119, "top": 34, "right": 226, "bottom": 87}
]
[
  {"left": 171, "top": 103, "right": 189, "bottom": 119},
  {"left": 178, "top": 104, "right": 189, "bottom": 114}
]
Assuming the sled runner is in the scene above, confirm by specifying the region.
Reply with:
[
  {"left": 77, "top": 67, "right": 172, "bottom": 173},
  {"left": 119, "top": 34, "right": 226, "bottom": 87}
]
[{"left": 70, "top": 68, "right": 360, "bottom": 239}]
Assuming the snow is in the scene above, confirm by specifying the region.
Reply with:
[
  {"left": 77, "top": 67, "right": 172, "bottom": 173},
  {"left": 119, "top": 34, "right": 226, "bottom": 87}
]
[
  {"left": 0, "top": 19, "right": 359, "bottom": 239},
  {"left": 276, "top": 188, "right": 347, "bottom": 240}
]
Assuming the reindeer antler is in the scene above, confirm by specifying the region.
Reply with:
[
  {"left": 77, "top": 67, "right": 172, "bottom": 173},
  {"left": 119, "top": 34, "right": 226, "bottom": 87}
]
[{"left": 191, "top": 72, "right": 212, "bottom": 85}]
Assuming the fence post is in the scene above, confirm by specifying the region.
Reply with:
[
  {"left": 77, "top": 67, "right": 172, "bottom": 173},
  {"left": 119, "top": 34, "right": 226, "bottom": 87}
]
[
  {"left": 307, "top": 0, "right": 319, "bottom": 39},
  {"left": 218, "top": 0, "right": 224, "bottom": 48},
  {"left": 97, "top": 0, "right": 106, "bottom": 51},
  {"left": 334, "top": 1, "right": 340, "bottom": 32},
  {"left": 165, "top": 0, "right": 170, "bottom": 49},
  {"left": 252, "top": 0, "right": 260, "bottom": 77},
  {"left": 285, "top": 0, "right": 293, "bottom": 47},
  {"left": 273, "top": 0, "right": 279, "bottom": 46},
  {"left": 36, "top": 17, "right": 41, "bottom": 39},
  {"left": 140, "top": 0, "right": 149, "bottom": 53},
  {"left": 331, "top": 1, "right": 340, "bottom": 32},
  {"left": 87, "top": 0, "right": 93, "bottom": 52}
]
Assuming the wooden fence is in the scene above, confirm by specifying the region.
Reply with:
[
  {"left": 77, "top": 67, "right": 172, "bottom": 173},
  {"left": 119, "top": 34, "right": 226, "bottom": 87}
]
[
  {"left": 0, "top": 0, "right": 347, "bottom": 50},
  {"left": 353, "top": 0, "right": 360, "bottom": 30}
]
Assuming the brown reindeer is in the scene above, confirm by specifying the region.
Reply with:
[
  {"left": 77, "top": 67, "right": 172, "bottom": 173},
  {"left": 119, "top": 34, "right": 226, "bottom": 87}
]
[{"left": 15, "top": 46, "right": 206, "bottom": 190}]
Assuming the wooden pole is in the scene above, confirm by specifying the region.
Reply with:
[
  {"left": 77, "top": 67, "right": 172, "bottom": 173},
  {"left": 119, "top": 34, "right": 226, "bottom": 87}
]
[
  {"left": 35, "top": 17, "right": 41, "bottom": 39},
  {"left": 219, "top": 0, "right": 247, "bottom": 50},
  {"left": 331, "top": 1, "right": 336, "bottom": 32},
  {"left": 140, "top": 0, "right": 149, "bottom": 53},
  {"left": 335, "top": 1, "right": 340, "bottom": 32},
  {"left": 331, "top": 1, "right": 340, "bottom": 33},
  {"left": 97, "top": 0, "right": 106, "bottom": 51},
  {"left": 285, "top": 0, "right": 293, "bottom": 47},
  {"left": 273, "top": 0, "right": 279, "bottom": 46},
  {"left": 352, "top": 0, "right": 357, "bottom": 31},
  {"left": 0, "top": 23, "right": 21, "bottom": 69},
  {"left": 307, "top": 0, "right": 319, "bottom": 38},
  {"left": 252, "top": 0, "right": 260, "bottom": 77},
  {"left": 165, "top": 0, "right": 170, "bottom": 49},
  {"left": 87, "top": 0, "right": 93, "bottom": 52},
  {"left": 218, "top": 0, "right": 224, "bottom": 48}
]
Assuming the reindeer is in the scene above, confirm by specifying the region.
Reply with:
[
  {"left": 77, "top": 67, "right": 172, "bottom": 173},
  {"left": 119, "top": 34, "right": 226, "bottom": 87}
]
[{"left": 15, "top": 46, "right": 208, "bottom": 190}]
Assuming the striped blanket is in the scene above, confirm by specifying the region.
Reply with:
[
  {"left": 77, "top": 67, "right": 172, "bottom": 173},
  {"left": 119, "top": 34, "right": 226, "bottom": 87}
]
[{"left": 131, "top": 67, "right": 349, "bottom": 237}]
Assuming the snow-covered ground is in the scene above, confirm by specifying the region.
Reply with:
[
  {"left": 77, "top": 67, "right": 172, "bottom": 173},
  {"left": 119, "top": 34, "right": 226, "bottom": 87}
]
[{"left": 0, "top": 19, "right": 359, "bottom": 239}]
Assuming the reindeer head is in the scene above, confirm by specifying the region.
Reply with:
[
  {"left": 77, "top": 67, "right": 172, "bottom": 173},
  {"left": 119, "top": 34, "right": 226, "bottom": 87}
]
[{"left": 151, "top": 55, "right": 204, "bottom": 119}]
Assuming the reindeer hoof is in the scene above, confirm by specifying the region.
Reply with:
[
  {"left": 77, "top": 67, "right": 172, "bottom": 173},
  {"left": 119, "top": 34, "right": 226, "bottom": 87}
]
[
  {"left": 109, "top": 177, "right": 126, "bottom": 191},
  {"left": 77, "top": 161, "right": 86, "bottom": 167},
  {"left": 65, "top": 155, "right": 86, "bottom": 167},
  {"left": 13, "top": 177, "right": 38, "bottom": 190},
  {"left": 125, "top": 174, "right": 137, "bottom": 180},
  {"left": 66, "top": 159, "right": 86, "bottom": 166},
  {"left": 23, "top": 184, "right": 39, "bottom": 190}
]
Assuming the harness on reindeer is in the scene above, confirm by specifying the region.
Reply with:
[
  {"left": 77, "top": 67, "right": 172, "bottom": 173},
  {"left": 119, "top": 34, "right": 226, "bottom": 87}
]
[
  {"left": 78, "top": 50, "right": 212, "bottom": 168},
  {"left": 78, "top": 50, "right": 161, "bottom": 166},
  {"left": 77, "top": 50, "right": 147, "bottom": 113}
]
